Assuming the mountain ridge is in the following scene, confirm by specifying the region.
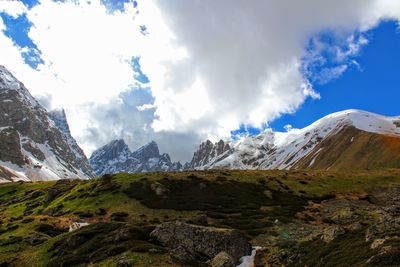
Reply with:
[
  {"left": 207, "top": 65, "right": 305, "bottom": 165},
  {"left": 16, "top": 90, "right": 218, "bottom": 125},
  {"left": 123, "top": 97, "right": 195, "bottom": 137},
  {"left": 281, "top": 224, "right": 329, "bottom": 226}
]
[
  {"left": 0, "top": 65, "right": 94, "bottom": 182},
  {"left": 89, "top": 109, "right": 400, "bottom": 174},
  {"left": 186, "top": 109, "right": 400, "bottom": 171},
  {"left": 89, "top": 139, "right": 182, "bottom": 175}
]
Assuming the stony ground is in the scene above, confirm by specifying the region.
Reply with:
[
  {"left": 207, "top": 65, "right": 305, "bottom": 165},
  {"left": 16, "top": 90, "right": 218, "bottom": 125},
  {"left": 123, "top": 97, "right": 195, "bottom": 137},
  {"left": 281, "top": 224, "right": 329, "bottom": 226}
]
[{"left": 0, "top": 169, "right": 399, "bottom": 266}]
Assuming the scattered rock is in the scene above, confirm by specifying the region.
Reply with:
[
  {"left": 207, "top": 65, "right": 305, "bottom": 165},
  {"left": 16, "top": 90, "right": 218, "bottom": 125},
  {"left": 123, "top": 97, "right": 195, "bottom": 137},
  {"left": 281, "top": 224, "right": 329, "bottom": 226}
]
[
  {"left": 27, "top": 190, "right": 44, "bottom": 199},
  {"left": 73, "top": 211, "right": 94, "bottom": 218},
  {"left": 321, "top": 225, "right": 345, "bottom": 243},
  {"left": 35, "top": 224, "right": 67, "bottom": 237},
  {"left": 150, "top": 182, "right": 169, "bottom": 197},
  {"left": 347, "top": 222, "right": 363, "bottom": 231},
  {"left": 115, "top": 227, "right": 139, "bottom": 242},
  {"left": 210, "top": 251, "right": 235, "bottom": 267},
  {"left": 263, "top": 190, "right": 273, "bottom": 199},
  {"left": 69, "top": 221, "right": 90, "bottom": 232},
  {"left": 116, "top": 259, "right": 132, "bottom": 267},
  {"left": 148, "top": 248, "right": 165, "bottom": 254},
  {"left": 21, "top": 218, "right": 34, "bottom": 224},
  {"left": 150, "top": 221, "right": 251, "bottom": 264},
  {"left": 25, "top": 234, "right": 48, "bottom": 246},
  {"left": 0, "top": 236, "right": 23, "bottom": 246},
  {"left": 371, "top": 238, "right": 388, "bottom": 249},
  {"left": 44, "top": 204, "right": 64, "bottom": 216},
  {"left": 111, "top": 212, "right": 129, "bottom": 221},
  {"left": 6, "top": 225, "right": 19, "bottom": 231},
  {"left": 330, "top": 208, "right": 358, "bottom": 224},
  {"left": 366, "top": 213, "right": 400, "bottom": 242}
]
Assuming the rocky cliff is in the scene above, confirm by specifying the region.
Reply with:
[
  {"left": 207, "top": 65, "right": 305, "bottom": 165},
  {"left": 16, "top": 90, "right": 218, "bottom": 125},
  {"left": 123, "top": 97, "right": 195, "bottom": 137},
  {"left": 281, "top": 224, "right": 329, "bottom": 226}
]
[{"left": 0, "top": 66, "right": 93, "bottom": 182}]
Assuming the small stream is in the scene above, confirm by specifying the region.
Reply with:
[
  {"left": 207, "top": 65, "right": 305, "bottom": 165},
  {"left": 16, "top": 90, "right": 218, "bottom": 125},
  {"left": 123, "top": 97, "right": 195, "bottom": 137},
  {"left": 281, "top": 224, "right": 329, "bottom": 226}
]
[{"left": 236, "top": 247, "right": 261, "bottom": 267}]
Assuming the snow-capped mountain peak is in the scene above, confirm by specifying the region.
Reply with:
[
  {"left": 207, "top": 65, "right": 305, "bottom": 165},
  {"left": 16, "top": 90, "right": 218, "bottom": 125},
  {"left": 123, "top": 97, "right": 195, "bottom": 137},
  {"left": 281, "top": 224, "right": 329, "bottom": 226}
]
[
  {"left": 132, "top": 141, "right": 160, "bottom": 160},
  {"left": 89, "top": 140, "right": 181, "bottom": 176}
]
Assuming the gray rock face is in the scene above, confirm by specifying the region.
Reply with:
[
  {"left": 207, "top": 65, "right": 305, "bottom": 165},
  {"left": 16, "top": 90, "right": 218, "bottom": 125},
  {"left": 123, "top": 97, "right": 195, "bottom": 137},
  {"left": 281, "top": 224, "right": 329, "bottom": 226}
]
[
  {"left": 89, "top": 139, "right": 181, "bottom": 176},
  {"left": 0, "top": 128, "right": 26, "bottom": 167},
  {"left": 150, "top": 221, "right": 251, "bottom": 264},
  {"left": 184, "top": 139, "right": 231, "bottom": 170},
  {"left": 0, "top": 65, "right": 94, "bottom": 182}
]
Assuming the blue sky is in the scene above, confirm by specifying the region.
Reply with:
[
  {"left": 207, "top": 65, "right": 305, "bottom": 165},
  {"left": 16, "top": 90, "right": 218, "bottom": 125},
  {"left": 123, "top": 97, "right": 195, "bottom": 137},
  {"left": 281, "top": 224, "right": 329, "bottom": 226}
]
[
  {"left": 270, "top": 20, "right": 400, "bottom": 132},
  {"left": 1, "top": 0, "right": 400, "bottom": 160}
]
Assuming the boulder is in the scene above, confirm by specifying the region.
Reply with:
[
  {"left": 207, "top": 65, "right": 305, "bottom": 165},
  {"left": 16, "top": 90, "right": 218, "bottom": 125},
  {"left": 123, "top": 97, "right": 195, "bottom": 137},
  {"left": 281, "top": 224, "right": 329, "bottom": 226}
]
[
  {"left": 150, "top": 221, "right": 251, "bottom": 264},
  {"left": 210, "top": 251, "right": 235, "bottom": 267}
]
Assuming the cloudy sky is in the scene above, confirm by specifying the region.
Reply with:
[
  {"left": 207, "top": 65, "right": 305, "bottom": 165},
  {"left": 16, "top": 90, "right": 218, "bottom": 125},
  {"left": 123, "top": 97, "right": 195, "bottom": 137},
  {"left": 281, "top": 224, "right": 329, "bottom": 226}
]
[{"left": 1, "top": 0, "right": 400, "bottom": 162}]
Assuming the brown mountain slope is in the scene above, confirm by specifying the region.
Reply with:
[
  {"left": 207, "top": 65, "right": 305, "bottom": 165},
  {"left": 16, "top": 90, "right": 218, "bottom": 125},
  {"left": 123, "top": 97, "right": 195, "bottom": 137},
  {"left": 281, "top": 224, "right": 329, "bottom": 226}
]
[{"left": 293, "top": 125, "right": 400, "bottom": 170}]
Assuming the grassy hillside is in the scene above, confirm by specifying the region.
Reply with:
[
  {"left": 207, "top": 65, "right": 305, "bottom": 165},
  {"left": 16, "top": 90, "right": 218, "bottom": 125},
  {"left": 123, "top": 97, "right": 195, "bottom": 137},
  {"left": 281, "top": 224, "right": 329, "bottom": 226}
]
[
  {"left": 294, "top": 126, "right": 400, "bottom": 170},
  {"left": 0, "top": 169, "right": 399, "bottom": 266}
]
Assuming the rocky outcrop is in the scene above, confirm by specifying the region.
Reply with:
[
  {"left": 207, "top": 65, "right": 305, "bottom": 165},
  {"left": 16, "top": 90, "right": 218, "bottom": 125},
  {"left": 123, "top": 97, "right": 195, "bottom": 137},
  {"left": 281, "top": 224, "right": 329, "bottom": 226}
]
[
  {"left": 0, "top": 65, "right": 94, "bottom": 181},
  {"left": 365, "top": 187, "right": 400, "bottom": 242},
  {"left": 184, "top": 139, "right": 231, "bottom": 170},
  {"left": 255, "top": 185, "right": 400, "bottom": 266},
  {"left": 89, "top": 139, "right": 182, "bottom": 175},
  {"left": 150, "top": 221, "right": 251, "bottom": 264}
]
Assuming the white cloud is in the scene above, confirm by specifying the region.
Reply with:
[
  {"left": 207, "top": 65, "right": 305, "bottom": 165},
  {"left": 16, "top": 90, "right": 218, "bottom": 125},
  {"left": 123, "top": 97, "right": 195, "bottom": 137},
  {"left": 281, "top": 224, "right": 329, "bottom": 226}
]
[
  {"left": 0, "top": 0, "right": 27, "bottom": 18},
  {"left": 137, "top": 0, "right": 399, "bottom": 142},
  {"left": 1, "top": 0, "right": 400, "bottom": 161}
]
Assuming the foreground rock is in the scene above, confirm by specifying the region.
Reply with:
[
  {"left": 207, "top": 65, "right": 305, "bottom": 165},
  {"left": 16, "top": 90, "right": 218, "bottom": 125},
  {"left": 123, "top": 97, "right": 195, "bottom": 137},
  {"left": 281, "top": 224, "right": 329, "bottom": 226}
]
[{"left": 150, "top": 221, "right": 251, "bottom": 264}]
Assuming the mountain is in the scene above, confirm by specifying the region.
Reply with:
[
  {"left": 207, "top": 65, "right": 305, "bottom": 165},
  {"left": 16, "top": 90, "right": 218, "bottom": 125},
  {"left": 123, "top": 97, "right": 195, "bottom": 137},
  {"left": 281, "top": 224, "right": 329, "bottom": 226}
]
[
  {"left": 187, "top": 110, "right": 400, "bottom": 171},
  {"left": 89, "top": 139, "right": 182, "bottom": 175},
  {"left": 0, "top": 65, "right": 94, "bottom": 182},
  {"left": 48, "top": 109, "right": 94, "bottom": 175},
  {"left": 184, "top": 139, "right": 231, "bottom": 170}
]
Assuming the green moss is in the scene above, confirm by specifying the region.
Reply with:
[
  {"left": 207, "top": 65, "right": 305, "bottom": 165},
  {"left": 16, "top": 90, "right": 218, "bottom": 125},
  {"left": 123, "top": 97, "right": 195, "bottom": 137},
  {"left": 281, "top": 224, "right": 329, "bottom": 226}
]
[
  {"left": 285, "top": 230, "right": 373, "bottom": 267},
  {"left": 46, "top": 222, "right": 164, "bottom": 267}
]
